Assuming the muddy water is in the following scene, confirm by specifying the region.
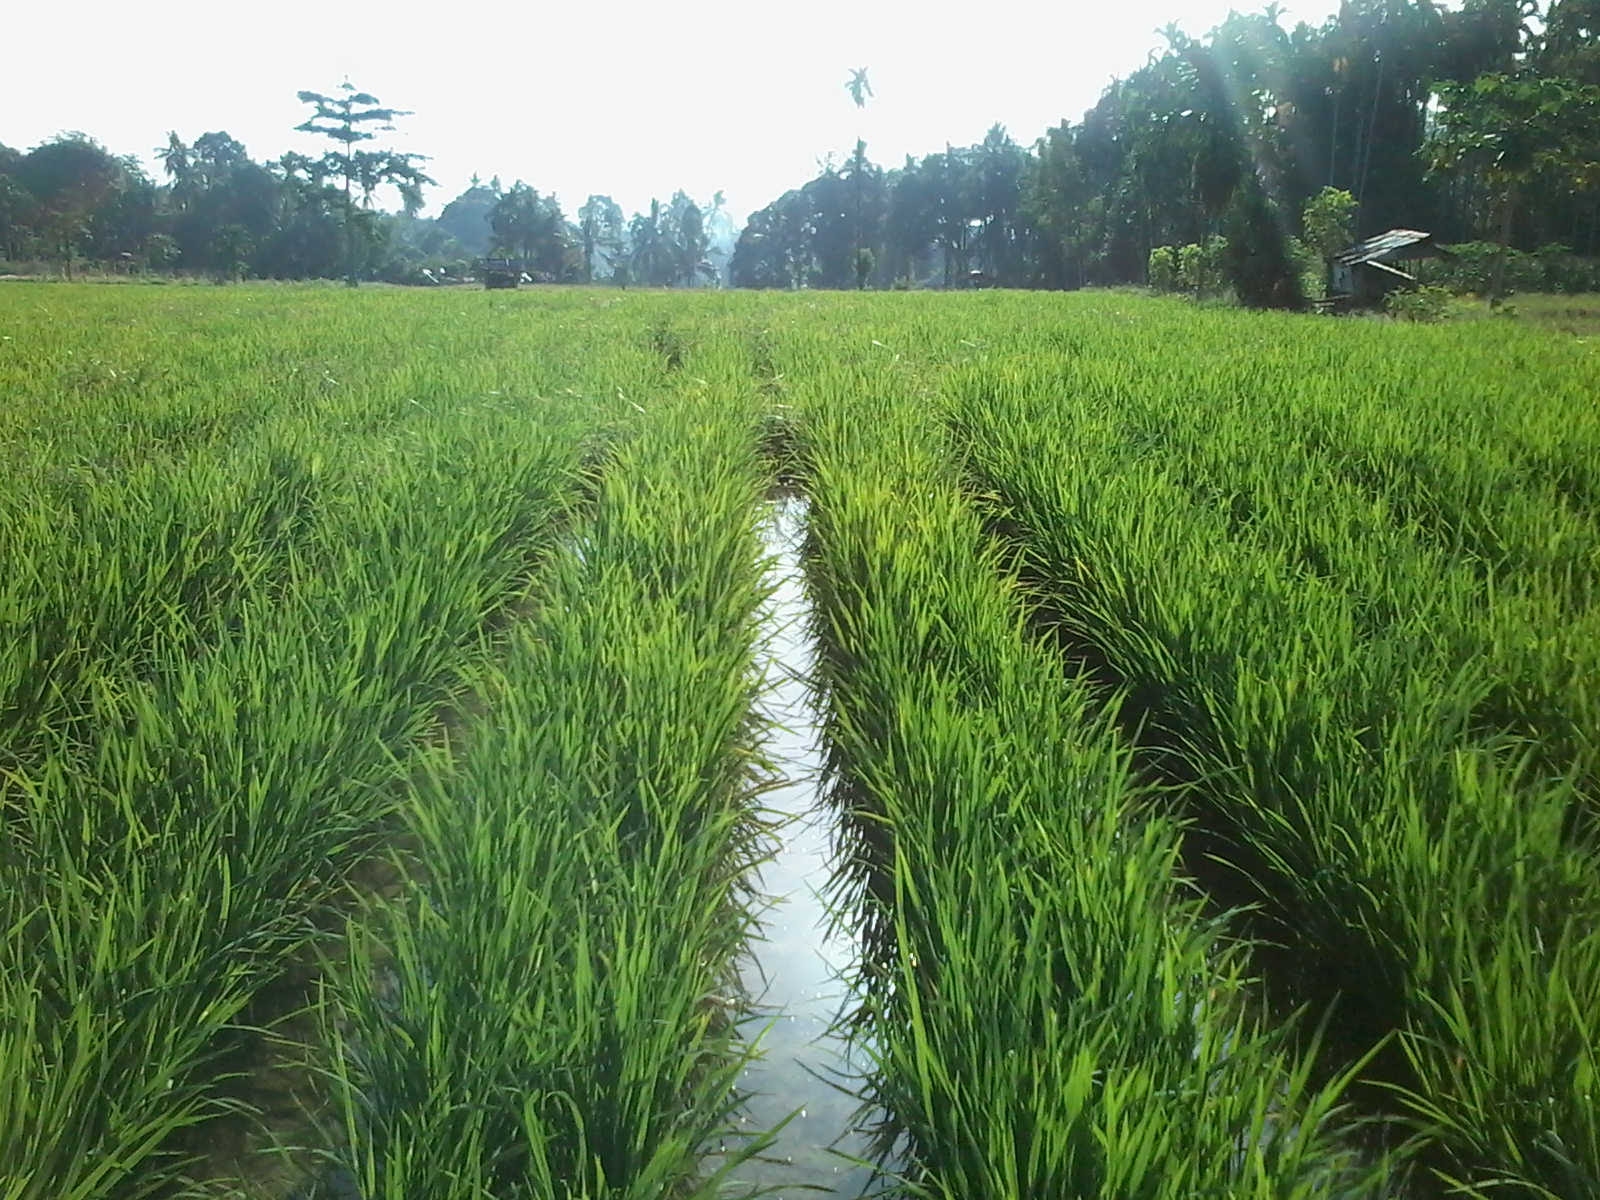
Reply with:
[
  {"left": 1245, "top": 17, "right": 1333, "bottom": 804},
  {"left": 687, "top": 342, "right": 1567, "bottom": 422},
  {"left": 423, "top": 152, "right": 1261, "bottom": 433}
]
[{"left": 726, "top": 496, "right": 877, "bottom": 1197}]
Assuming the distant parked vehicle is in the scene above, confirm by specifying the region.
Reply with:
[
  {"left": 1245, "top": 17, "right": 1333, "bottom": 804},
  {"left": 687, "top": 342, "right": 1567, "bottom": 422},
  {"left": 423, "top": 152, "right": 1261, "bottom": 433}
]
[{"left": 476, "top": 257, "right": 528, "bottom": 289}]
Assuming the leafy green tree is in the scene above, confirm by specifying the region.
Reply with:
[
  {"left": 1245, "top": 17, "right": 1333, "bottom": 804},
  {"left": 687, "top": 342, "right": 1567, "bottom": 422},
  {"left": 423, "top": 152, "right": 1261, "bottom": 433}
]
[
  {"left": 629, "top": 201, "right": 663, "bottom": 285},
  {"left": 158, "top": 133, "right": 196, "bottom": 213},
  {"left": 1177, "top": 242, "right": 1206, "bottom": 295},
  {"left": 0, "top": 144, "right": 37, "bottom": 262},
  {"left": 854, "top": 246, "right": 875, "bottom": 289},
  {"left": 191, "top": 131, "right": 249, "bottom": 188},
  {"left": 84, "top": 160, "right": 157, "bottom": 265},
  {"left": 731, "top": 190, "right": 810, "bottom": 287},
  {"left": 294, "top": 81, "right": 432, "bottom": 285},
  {"left": 144, "top": 232, "right": 179, "bottom": 270},
  {"left": 1176, "top": 236, "right": 1228, "bottom": 297},
  {"left": 886, "top": 155, "right": 938, "bottom": 284},
  {"left": 488, "top": 182, "right": 568, "bottom": 278},
  {"left": 259, "top": 175, "right": 345, "bottom": 279},
  {"left": 722, "top": 0, "right": 1600, "bottom": 291},
  {"left": 159, "top": 132, "right": 280, "bottom": 276},
  {"left": 631, "top": 199, "right": 690, "bottom": 286},
  {"left": 702, "top": 190, "right": 738, "bottom": 283},
  {"left": 928, "top": 146, "right": 979, "bottom": 285},
  {"left": 1540, "top": 0, "right": 1600, "bottom": 85},
  {"left": 667, "top": 192, "right": 710, "bottom": 286},
  {"left": 800, "top": 168, "right": 859, "bottom": 286},
  {"left": 1147, "top": 245, "right": 1179, "bottom": 290},
  {"left": 436, "top": 176, "right": 500, "bottom": 257},
  {"left": 1221, "top": 180, "right": 1305, "bottom": 308},
  {"left": 1024, "top": 123, "right": 1092, "bottom": 287},
  {"left": 843, "top": 139, "right": 882, "bottom": 278},
  {"left": 16, "top": 135, "right": 124, "bottom": 278},
  {"left": 1203, "top": 236, "right": 1222, "bottom": 297},
  {"left": 209, "top": 224, "right": 252, "bottom": 282},
  {"left": 843, "top": 69, "right": 875, "bottom": 265},
  {"left": 1302, "top": 186, "right": 1358, "bottom": 259},
  {"left": 973, "top": 124, "right": 1028, "bottom": 283},
  {"left": 1426, "top": 72, "right": 1600, "bottom": 298},
  {"left": 577, "top": 194, "right": 624, "bottom": 282}
]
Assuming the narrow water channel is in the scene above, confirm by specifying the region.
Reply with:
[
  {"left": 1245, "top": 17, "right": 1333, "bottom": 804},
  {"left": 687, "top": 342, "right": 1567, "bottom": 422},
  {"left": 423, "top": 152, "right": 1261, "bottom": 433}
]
[{"left": 727, "top": 495, "right": 877, "bottom": 1197}]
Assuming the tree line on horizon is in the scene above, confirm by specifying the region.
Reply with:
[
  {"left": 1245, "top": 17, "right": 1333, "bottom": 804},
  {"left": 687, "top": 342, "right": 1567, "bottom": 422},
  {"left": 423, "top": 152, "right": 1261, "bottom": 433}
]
[
  {"left": 0, "top": 127, "right": 735, "bottom": 287},
  {"left": 0, "top": 82, "right": 736, "bottom": 287},
  {"left": 1, "top": 0, "right": 1596, "bottom": 301},
  {"left": 733, "top": 0, "right": 1600, "bottom": 303}
]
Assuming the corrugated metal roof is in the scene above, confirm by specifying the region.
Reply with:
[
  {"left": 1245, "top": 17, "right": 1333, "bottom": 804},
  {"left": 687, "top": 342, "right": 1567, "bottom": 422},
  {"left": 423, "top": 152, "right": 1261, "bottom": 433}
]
[
  {"left": 1363, "top": 259, "right": 1417, "bottom": 283},
  {"left": 1333, "top": 229, "right": 1442, "bottom": 265}
]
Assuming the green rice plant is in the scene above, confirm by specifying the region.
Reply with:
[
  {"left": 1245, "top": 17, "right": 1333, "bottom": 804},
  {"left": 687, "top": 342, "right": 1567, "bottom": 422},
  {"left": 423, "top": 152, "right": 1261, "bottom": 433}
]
[
  {"left": 319, "top": 351, "right": 781, "bottom": 1197},
  {"left": 0, "top": 444, "right": 330, "bottom": 787},
  {"left": 0, "top": 293, "right": 664, "bottom": 1195},
  {"left": 0, "top": 285, "right": 677, "bottom": 786},
  {"left": 4, "top": 281, "right": 1596, "bottom": 1197},
  {"left": 787, "top": 363, "right": 1390, "bottom": 1197},
  {"left": 933, "top": 350, "right": 1598, "bottom": 808},
  {"left": 949, "top": 365, "right": 1600, "bottom": 1196},
  {"left": 0, "top": 419, "right": 589, "bottom": 1194}
]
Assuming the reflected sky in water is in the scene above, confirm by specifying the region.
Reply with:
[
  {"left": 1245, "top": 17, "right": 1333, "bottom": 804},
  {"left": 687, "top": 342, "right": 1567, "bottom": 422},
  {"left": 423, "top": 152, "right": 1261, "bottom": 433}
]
[{"left": 724, "top": 496, "right": 880, "bottom": 1198}]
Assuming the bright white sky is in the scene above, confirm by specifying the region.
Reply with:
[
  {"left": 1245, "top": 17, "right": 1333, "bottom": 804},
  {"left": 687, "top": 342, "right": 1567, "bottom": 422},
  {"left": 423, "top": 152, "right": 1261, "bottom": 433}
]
[{"left": 5, "top": 0, "right": 1340, "bottom": 226}]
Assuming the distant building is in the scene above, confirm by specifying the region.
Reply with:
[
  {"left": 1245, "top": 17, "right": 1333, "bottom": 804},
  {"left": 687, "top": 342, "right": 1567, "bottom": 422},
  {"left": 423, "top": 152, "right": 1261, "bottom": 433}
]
[{"left": 1328, "top": 230, "right": 1452, "bottom": 308}]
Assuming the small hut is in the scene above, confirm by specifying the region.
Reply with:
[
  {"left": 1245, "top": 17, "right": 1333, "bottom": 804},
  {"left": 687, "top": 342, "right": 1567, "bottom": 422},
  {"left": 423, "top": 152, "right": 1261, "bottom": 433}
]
[{"left": 1327, "top": 230, "right": 1452, "bottom": 309}]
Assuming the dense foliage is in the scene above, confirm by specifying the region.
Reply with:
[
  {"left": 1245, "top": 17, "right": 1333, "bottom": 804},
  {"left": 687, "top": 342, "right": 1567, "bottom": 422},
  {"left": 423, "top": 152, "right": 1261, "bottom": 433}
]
[
  {"left": 732, "top": 0, "right": 1600, "bottom": 301},
  {"left": 0, "top": 131, "right": 735, "bottom": 286}
]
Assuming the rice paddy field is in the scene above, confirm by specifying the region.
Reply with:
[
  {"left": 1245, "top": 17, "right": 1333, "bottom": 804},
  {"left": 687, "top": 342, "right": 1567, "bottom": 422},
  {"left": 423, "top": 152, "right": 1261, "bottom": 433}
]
[{"left": 1, "top": 282, "right": 1597, "bottom": 1200}]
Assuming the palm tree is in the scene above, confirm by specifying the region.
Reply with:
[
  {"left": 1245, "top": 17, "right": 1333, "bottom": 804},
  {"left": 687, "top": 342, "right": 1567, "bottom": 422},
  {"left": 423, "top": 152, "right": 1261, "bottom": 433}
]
[
  {"left": 158, "top": 133, "right": 194, "bottom": 213},
  {"left": 631, "top": 200, "right": 671, "bottom": 286},
  {"left": 845, "top": 69, "right": 874, "bottom": 282},
  {"left": 846, "top": 67, "right": 873, "bottom": 110}
]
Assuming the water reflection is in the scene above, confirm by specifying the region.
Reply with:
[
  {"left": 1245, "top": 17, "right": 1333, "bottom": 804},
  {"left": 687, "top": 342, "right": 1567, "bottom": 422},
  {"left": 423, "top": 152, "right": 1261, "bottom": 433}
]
[{"left": 727, "top": 496, "right": 877, "bottom": 1198}]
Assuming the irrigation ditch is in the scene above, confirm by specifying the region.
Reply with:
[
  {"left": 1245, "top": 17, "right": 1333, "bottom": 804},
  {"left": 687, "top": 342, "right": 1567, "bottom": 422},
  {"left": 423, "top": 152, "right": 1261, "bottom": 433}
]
[{"left": 722, "top": 492, "right": 882, "bottom": 1197}]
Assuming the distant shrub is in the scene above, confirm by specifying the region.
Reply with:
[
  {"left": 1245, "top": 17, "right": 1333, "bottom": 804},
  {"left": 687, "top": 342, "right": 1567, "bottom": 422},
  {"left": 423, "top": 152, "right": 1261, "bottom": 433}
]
[
  {"left": 855, "top": 247, "right": 875, "bottom": 290},
  {"left": 1286, "top": 235, "right": 1324, "bottom": 301},
  {"left": 1149, "top": 239, "right": 1231, "bottom": 299},
  {"left": 1221, "top": 183, "right": 1304, "bottom": 310},
  {"left": 1418, "top": 243, "right": 1600, "bottom": 296},
  {"left": 1176, "top": 237, "right": 1228, "bottom": 298},
  {"left": 1301, "top": 187, "right": 1357, "bottom": 261},
  {"left": 1384, "top": 284, "right": 1453, "bottom": 322},
  {"left": 145, "top": 234, "right": 179, "bottom": 271},
  {"left": 1177, "top": 243, "right": 1205, "bottom": 294},
  {"left": 1147, "top": 246, "right": 1178, "bottom": 292}
]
